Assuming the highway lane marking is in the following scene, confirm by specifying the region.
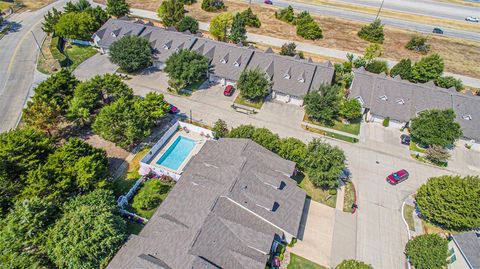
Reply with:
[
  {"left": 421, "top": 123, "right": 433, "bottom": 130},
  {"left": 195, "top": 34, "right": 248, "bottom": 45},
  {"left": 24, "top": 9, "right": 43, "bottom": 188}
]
[{"left": 6, "top": 19, "right": 43, "bottom": 74}]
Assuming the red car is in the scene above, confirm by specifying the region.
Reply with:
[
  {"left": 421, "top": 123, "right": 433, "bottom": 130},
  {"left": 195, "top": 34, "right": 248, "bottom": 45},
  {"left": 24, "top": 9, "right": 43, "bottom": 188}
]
[
  {"left": 264, "top": 0, "right": 273, "bottom": 4},
  {"left": 169, "top": 104, "right": 179, "bottom": 114},
  {"left": 224, "top": 85, "right": 235, "bottom": 96},
  {"left": 387, "top": 169, "right": 409, "bottom": 185}
]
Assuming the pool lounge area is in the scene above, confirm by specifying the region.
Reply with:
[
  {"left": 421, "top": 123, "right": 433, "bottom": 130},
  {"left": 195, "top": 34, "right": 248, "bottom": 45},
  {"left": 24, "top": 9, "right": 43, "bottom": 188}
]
[{"left": 140, "top": 121, "right": 212, "bottom": 181}]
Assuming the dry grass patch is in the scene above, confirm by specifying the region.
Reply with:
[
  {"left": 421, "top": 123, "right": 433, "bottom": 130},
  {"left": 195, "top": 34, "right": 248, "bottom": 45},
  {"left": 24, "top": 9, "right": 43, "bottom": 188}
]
[
  {"left": 20, "top": 0, "right": 56, "bottom": 10},
  {"left": 37, "top": 35, "right": 61, "bottom": 74}
]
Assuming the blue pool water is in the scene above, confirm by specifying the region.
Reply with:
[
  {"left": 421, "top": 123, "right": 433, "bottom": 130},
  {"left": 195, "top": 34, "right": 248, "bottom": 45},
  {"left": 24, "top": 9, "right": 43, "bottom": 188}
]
[{"left": 156, "top": 136, "right": 196, "bottom": 171}]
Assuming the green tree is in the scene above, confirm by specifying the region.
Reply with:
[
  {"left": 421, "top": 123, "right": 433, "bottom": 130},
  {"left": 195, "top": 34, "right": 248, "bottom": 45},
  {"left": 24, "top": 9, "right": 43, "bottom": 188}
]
[
  {"left": 295, "top": 12, "right": 323, "bottom": 40},
  {"left": 358, "top": 19, "right": 384, "bottom": 44},
  {"left": 252, "top": 128, "right": 280, "bottom": 152},
  {"left": 435, "top": 76, "right": 464, "bottom": 91},
  {"left": 0, "top": 129, "right": 53, "bottom": 216},
  {"left": 237, "top": 68, "right": 270, "bottom": 101},
  {"left": 64, "top": 0, "right": 91, "bottom": 13},
  {"left": 212, "top": 119, "right": 229, "bottom": 139},
  {"left": 85, "top": 6, "right": 109, "bottom": 26},
  {"left": 304, "top": 84, "right": 341, "bottom": 125},
  {"left": 201, "top": 0, "right": 225, "bottom": 12},
  {"left": 304, "top": 139, "right": 346, "bottom": 189},
  {"left": 42, "top": 8, "right": 62, "bottom": 35},
  {"left": 164, "top": 49, "right": 209, "bottom": 88},
  {"left": 228, "top": 124, "right": 256, "bottom": 139},
  {"left": 405, "top": 35, "right": 430, "bottom": 54},
  {"left": 0, "top": 198, "right": 57, "bottom": 269},
  {"left": 365, "top": 59, "right": 388, "bottom": 74},
  {"left": 390, "top": 58, "right": 413, "bottom": 80},
  {"left": 23, "top": 138, "right": 109, "bottom": 203},
  {"left": 92, "top": 97, "right": 152, "bottom": 147},
  {"left": 275, "top": 5, "right": 295, "bottom": 23},
  {"left": 280, "top": 42, "right": 298, "bottom": 57},
  {"left": 240, "top": 7, "right": 261, "bottom": 28},
  {"left": 336, "top": 259, "right": 373, "bottom": 269},
  {"left": 340, "top": 99, "right": 362, "bottom": 121},
  {"left": 54, "top": 12, "right": 98, "bottom": 40},
  {"left": 412, "top": 53, "right": 444, "bottom": 83},
  {"left": 416, "top": 175, "right": 480, "bottom": 230},
  {"left": 410, "top": 109, "right": 462, "bottom": 147},
  {"left": 23, "top": 100, "right": 63, "bottom": 135},
  {"left": 425, "top": 145, "right": 450, "bottom": 164},
  {"left": 109, "top": 35, "right": 152, "bottom": 72},
  {"left": 30, "top": 68, "right": 79, "bottom": 111},
  {"left": 106, "top": 0, "right": 130, "bottom": 17},
  {"left": 140, "top": 92, "right": 170, "bottom": 123},
  {"left": 177, "top": 16, "right": 199, "bottom": 33},
  {"left": 278, "top": 137, "right": 307, "bottom": 168},
  {"left": 405, "top": 234, "right": 448, "bottom": 269},
  {"left": 45, "top": 189, "right": 127, "bottom": 269},
  {"left": 229, "top": 12, "right": 247, "bottom": 43},
  {"left": 210, "top": 12, "right": 233, "bottom": 41},
  {"left": 157, "top": 0, "right": 185, "bottom": 27},
  {"left": 363, "top": 43, "right": 383, "bottom": 61}
]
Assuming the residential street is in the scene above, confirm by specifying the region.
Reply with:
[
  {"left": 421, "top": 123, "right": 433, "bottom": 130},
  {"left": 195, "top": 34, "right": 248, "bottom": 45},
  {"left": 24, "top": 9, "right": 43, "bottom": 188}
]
[
  {"left": 72, "top": 60, "right": 480, "bottom": 268},
  {"left": 0, "top": 0, "right": 69, "bottom": 132}
]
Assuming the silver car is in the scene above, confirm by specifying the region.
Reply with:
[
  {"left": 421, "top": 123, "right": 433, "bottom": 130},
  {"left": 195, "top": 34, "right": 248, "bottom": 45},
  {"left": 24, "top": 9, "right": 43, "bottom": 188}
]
[{"left": 465, "top": 16, "right": 479, "bottom": 22}]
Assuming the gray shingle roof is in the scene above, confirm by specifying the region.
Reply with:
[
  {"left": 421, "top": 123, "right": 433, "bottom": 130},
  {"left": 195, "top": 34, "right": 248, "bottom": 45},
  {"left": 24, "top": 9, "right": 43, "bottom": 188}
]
[
  {"left": 140, "top": 26, "right": 197, "bottom": 63},
  {"left": 107, "top": 139, "right": 306, "bottom": 269},
  {"left": 350, "top": 68, "right": 480, "bottom": 141},
  {"left": 452, "top": 232, "right": 480, "bottom": 269},
  {"left": 93, "top": 18, "right": 146, "bottom": 49},
  {"left": 191, "top": 39, "right": 255, "bottom": 81}
]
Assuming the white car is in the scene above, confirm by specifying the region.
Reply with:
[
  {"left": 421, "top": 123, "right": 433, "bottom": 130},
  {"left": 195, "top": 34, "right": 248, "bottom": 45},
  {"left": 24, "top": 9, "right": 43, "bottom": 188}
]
[{"left": 465, "top": 16, "right": 479, "bottom": 22}]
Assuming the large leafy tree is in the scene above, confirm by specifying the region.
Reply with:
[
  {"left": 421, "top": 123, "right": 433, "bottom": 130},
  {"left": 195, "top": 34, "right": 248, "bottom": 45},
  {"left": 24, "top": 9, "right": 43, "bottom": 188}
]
[
  {"left": 336, "top": 259, "right": 373, "bottom": 269},
  {"left": 23, "top": 99, "right": 63, "bottom": 135},
  {"left": 85, "top": 6, "right": 109, "bottom": 26},
  {"left": 304, "top": 84, "right": 341, "bottom": 125},
  {"left": 0, "top": 198, "right": 57, "bottom": 269},
  {"left": 340, "top": 99, "right": 362, "bottom": 121},
  {"left": 54, "top": 12, "right": 98, "bottom": 40},
  {"left": 64, "top": 0, "right": 91, "bottom": 13},
  {"left": 177, "top": 16, "right": 199, "bottom": 33},
  {"left": 0, "top": 129, "right": 53, "bottom": 216},
  {"left": 23, "top": 138, "right": 109, "bottom": 203},
  {"left": 229, "top": 12, "right": 247, "bottom": 43},
  {"left": 141, "top": 92, "right": 171, "bottom": 123},
  {"left": 304, "top": 139, "right": 345, "bottom": 189},
  {"left": 365, "top": 59, "right": 388, "bottom": 74},
  {"left": 42, "top": 8, "right": 62, "bottom": 35},
  {"left": 410, "top": 109, "right": 462, "bottom": 147},
  {"left": 278, "top": 137, "right": 307, "bottom": 169},
  {"left": 405, "top": 234, "right": 448, "bottom": 269},
  {"left": 251, "top": 128, "right": 280, "bottom": 152},
  {"left": 92, "top": 97, "right": 155, "bottom": 148},
  {"left": 30, "top": 68, "right": 79, "bottom": 111},
  {"left": 164, "top": 49, "right": 209, "bottom": 88},
  {"left": 357, "top": 19, "right": 384, "bottom": 44},
  {"left": 228, "top": 124, "right": 256, "bottom": 139},
  {"left": 210, "top": 12, "right": 233, "bottom": 41},
  {"left": 109, "top": 35, "right": 152, "bottom": 72},
  {"left": 390, "top": 58, "right": 413, "bottom": 80},
  {"left": 106, "top": 0, "right": 130, "bottom": 17},
  {"left": 157, "top": 0, "right": 185, "bottom": 27},
  {"left": 45, "top": 189, "right": 127, "bottom": 269},
  {"left": 416, "top": 175, "right": 480, "bottom": 230},
  {"left": 411, "top": 53, "right": 444, "bottom": 83},
  {"left": 237, "top": 68, "right": 270, "bottom": 100},
  {"left": 212, "top": 119, "right": 229, "bottom": 139}
]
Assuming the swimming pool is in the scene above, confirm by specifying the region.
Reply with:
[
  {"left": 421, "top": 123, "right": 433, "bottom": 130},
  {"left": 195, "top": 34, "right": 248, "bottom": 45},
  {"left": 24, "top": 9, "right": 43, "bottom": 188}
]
[{"left": 156, "top": 136, "right": 196, "bottom": 171}]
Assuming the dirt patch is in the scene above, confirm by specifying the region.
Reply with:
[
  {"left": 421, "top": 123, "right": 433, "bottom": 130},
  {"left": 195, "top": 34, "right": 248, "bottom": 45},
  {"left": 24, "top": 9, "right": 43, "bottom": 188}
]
[
  {"left": 36, "top": 35, "right": 61, "bottom": 74},
  {"left": 83, "top": 133, "right": 130, "bottom": 174},
  {"left": 94, "top": 0, "right": 480, "bottom": 78}
]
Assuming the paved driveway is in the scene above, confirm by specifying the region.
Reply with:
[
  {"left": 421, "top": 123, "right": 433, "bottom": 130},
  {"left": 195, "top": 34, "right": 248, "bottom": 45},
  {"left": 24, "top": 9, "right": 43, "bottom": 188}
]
[
  {"left": 291, "top": 199, "right": 335, "bottom": 267},
  {"left": 73, "top": 53, "right": 117, "bottom": 81}
]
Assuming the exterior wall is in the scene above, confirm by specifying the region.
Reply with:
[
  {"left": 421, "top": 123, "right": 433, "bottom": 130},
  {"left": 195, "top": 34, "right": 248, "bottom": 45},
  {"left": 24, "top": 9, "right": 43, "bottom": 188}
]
[
  {"left": 368, "top": 113, "right": 406, "bottom": 129},
  {"left": 272, "top": 91, "right": 304, "bottom": 106},
  {"left": 178, "top": 121, "right": 214, "bottom": 138},
  {"left": 448, "top": 240, "right": 472, "bottom": 269},
  {"left": 208, "top": 74, "right": 234, "bottom": 86},
  {"left": 461, "top": 138, "right": 480, "bottom": 152}
]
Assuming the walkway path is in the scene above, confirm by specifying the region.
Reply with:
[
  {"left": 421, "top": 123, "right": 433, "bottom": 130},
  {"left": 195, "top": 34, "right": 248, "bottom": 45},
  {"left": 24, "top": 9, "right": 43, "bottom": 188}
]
[{"left": 90, "top": 1, "right": 480, "bottom": 88}]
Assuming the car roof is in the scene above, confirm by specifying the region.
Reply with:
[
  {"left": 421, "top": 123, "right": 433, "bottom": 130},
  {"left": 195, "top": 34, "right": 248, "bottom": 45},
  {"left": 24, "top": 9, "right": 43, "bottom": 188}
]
[{"left": 396, "top": 169, "right": 408, "bottom": 176}]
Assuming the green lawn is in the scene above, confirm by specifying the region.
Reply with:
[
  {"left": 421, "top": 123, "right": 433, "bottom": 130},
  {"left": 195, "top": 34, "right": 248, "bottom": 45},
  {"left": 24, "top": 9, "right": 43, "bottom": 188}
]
[
  {"left": 293, "top": 172, "right": 336, "bottom": 208},
  {"left": 0, "top": 1, "right": 13, "bottom": 10},
  {"left": 288, "top": 253, "right": 327, "bottom": 269},
  {"left": 343, "top": 180, "right": 355, "bottom": 213},
  {"left": 302, "top": 124, "right": 358, "bottom": 143},
  {"left": 403, "top": 204, "right": 415, "bottom": 231},
  {"left": 304, "top": 114, "right": 361, "bottom": 135},
  {"left": 234, "top": 95, "right": 264, "bottom": 109},
  {"left": 112, "top": 147, "right": 151, "bottom": 198},
  {"left": 129, "top": 179, "right": 174, "bottom": 219},
  {"left": 64, "top": 43, "right": 97, "bottom": 70},
  {"left": 409, "top": 142, "right": 427, "bottom": 153}
]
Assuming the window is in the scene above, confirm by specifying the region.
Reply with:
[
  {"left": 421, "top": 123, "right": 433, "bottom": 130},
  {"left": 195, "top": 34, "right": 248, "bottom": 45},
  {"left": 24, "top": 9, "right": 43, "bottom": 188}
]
[
  {"left": 283, "top": 73, "right": 290, "bottom": 79},
  {"left": 233, "top": 61, "right": 240, "bottom": 67},
  {"left": 463, "top": 115, "right": 472, "bottom": 120},
  {"left": 298, "top": 77, "right": 305, "bottom": 83},
  {"left": 379, "top": 95, "right": 388, "bottom": 101},
  {"left": 396, "top": 99, "right": 405, "bottom": 105},
  {"left": 448, "top": 248, "right": 454, "bottom": 256},
  {"left": 449, "top": 255, "right": 456, "bottom": 264},
  {"left": 162, "top": 44, "right": 169, "bottom": 50}
]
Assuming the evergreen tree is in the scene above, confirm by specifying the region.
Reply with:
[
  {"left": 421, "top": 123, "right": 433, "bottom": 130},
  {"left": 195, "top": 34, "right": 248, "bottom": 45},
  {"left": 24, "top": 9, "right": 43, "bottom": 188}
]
[{"left": 229, "top": 13, "right": 247, "bottom": 43}]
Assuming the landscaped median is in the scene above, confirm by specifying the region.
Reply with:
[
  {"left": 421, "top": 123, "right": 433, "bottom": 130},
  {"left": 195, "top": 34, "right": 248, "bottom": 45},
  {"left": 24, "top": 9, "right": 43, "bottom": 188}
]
[
  {"left": 301, "top": 123, "right": 359, "bottom": 143},
  {"left": 233, "top": 94, "right": 264, "bottom": 110}
]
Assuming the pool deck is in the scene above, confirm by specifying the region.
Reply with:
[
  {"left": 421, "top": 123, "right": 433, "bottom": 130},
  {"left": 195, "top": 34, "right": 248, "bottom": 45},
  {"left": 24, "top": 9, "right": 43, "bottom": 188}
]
[{"left": 149, "top": 129, "right": 206, "bottom": 175}]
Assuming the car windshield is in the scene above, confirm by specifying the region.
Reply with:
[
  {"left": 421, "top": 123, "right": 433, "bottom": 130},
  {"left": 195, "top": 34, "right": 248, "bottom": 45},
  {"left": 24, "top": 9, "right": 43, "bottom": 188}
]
[{"left": 393, "top": 173, "right": 400, "bottom": 179}]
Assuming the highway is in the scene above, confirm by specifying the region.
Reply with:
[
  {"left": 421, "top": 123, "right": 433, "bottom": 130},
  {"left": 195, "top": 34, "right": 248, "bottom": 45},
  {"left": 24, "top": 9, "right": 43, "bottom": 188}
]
[
  {"left": 0, "top": 0, "right": 69, "bottom": 133},
  {"left": 253, "top": 0, "right": 480, "bottom": 42}
]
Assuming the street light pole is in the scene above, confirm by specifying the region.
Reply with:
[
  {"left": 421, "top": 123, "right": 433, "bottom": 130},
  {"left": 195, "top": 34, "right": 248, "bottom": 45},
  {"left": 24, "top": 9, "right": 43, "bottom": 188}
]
[
  {"left": 375, "top": 0, "right": 385, "bottom": 20},
  {"left": 30, "top": 31, "right": 46, "bottom": 60}
]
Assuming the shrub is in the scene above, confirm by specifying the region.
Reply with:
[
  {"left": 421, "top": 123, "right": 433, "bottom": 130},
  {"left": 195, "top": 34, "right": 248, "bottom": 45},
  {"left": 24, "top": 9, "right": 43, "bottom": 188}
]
[
  {"left": 201, "top": 0, "right": 225, "bottom": 12},
  {"left": 405, "top": 234, "right": 448, "bottom": 269},
  {"left": 212, "top": 119, "right": 229, "bottom": 139},
  {"left": 228, "top": 124, "right": 255, "bottom": 139},
  {"left": 336, "top": 259, "right": 373, "bottom": 269},
  {"left": 280, "top": 42, "right": 297, "bottom": 57},
  {"left": 416, "top": 175, "right": 480, "bottom": 230},
  {"left": 426, "top": 145, "right": 450, "bottom": 165},
  {"left": 295, "top": 11, "right": 322, "bottom": 40},
  {"left": 209, "top": 12, "right": 233, "bottom": 41},
  {"left": 382, "top": 117, "right": 389, "bottom": 127},
  {"left": 240, "top": 7, "right": 261, "bottom": 28},
  {"left": 251, "top": 128, "right": 280, "bottom": 152},
  {"left": 328, "top": 189, "right": 337, "bottom": 195},
  {"left": 304, "top": 84, "right": 342, "bottom": 125},
  {"left": 357, "top": 19, "right": 384, "bottom": 44},
  {"left": 390, "top": 58, "right": 412, "bottom": 80},
  {"left": 177, "top": 16, "right": 199, "bottom": 33},
  {"left": 405, "top": 35, "right": 430, "bottom": 54},
  {"left": 275, "top": 5, "right": 295, "bottom": 23},
  {"left": 109, "top": 36, "right": 152, "bottom": 73},
  {"left": 132, "top": 180, "right": 167, "bottom": 210},
  {"left": 340, "top": 99, "right": 362, "bottom": 121},
  {"left": 229, "top": 12, "right": 247, "bottom": 43},
  {"left": 411, "top": 53, "right": 444, "bottom": 83},
  {"left": 365, "top": 59, "right": 388, "bottom": 74},
  {"left": 435, "top": 76, "right": 464, "bottom": 91},
  {"left": 157, "top": 0, "right": 185, "bottom": 27}
]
